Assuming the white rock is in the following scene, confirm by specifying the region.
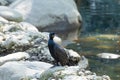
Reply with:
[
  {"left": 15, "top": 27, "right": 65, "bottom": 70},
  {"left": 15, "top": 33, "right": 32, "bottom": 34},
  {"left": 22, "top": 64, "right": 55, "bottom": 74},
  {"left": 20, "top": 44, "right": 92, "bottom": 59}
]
[
  {"left": 19, "top": 22, "right": 39, "bottom": 32},
  {"left": 0, "top": 52, "right": 30, "bottom": 65},
  {"left": 54, "top": 36, "right": 62, "bottom": 45},
  {"left": 97, "top": 53, "right": 120, "bottom": 59},
  {"left": 0, "top": 6, "right": 23, "bottom": 22},
  {"left": 0, "top": 61, "right": 53, "bottom": 80},
  {"left": 63, "top": 75, "right": 83, "bottom": 80},
  {"left": 0, "top": 21, "right": 82, "bottom": 64},
  {"left": 78, "top": 56, "right": 88, "bottom": 69},
  {"left": 68, "top": 49, "right": 80, "bottom": 61},
  {"left": 0, "top": 22, "right": 40, "bottom": 49},
  {"left": 10, "top": 0, "right": 82, "bottom": 40},
  {"left": 0, "top": 16, "right": 9, "bottom": 23},
  {"left": 0, "top": 21, "right": 52, "bottom": 62},
  {"left": 31, "top": 78, "right": 37, "bottom": 80},
  {"left": 40, "top": 66, "right": 110, "bottom": 80},
  {"left": 1, "top": 32, "right": 30, "bottom": 48}
]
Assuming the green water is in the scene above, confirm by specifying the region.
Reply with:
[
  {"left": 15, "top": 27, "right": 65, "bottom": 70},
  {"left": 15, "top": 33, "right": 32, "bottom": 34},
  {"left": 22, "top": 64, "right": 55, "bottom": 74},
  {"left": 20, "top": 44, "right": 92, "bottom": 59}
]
[
  {"left": 67, "top": 34, "right": 120, "bottom": 80},
  {"left": 75, "top": 0, "right": 120, "bottom": 79}
]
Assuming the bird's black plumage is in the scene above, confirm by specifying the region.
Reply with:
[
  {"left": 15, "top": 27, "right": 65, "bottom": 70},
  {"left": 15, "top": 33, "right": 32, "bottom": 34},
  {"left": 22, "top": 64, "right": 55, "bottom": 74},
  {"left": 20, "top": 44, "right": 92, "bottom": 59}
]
[{"left": 48, "top": 32, "right": 69, "bottom": 66}]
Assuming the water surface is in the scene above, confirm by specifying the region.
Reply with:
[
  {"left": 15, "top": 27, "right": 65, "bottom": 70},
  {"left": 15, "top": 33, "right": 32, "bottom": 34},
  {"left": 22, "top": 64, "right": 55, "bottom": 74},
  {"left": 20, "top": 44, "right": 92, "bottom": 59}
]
[
  {"left": 67, "top": 34, "right": 120, "bottom": 80},
  {"left": 76, "top": 1, "right": 120, "bottom": 79}
]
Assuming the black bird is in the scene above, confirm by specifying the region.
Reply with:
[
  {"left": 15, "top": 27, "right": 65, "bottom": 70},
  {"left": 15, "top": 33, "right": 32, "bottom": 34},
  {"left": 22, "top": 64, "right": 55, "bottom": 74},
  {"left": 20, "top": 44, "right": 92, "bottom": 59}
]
[{"left": 48, "top": 32, "right": 69, "bottom": 66}]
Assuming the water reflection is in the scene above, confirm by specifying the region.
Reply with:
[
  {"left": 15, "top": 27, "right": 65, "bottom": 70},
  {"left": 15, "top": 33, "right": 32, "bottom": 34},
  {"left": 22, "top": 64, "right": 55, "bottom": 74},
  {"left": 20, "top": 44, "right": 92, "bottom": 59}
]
[
  {"left": 79, "top": 0, "right": 120, "bottom": 34},
  {"left": 67, "top": 34, "right": 120, "bottom": 80},
  {"left": 76, "top": 0, "right": 120, "bottom": 79}
]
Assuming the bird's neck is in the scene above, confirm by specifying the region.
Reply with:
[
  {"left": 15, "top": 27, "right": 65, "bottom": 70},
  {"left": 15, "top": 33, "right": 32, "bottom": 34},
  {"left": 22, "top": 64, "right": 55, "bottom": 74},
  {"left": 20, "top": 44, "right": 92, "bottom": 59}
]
[{"left": 50, "top": 38, "right": 54, "bottom": 40}]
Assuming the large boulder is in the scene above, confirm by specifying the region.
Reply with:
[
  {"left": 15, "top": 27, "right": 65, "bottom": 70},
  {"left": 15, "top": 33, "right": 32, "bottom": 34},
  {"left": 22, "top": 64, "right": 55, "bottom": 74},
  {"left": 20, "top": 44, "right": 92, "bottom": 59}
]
[
  {"left": 0, "top": 21, "right": 54, "bottom": 62},
  {"left": 0, "top": 61, "right": 53, "bottom": 80},
  {"left": 10, "top": 0, "right": 82, "bottom": 40},
  {"left": 0, "top": 6, "right": 23, "bottom": 22},
  {"left": 0, "top": 21, "right": 51, "bottom": 61},
  {"left": 0, "top": 21, "right": 81, "bottom": 65},
  {"left": 0, "top": 21, "right": 39, "bottom": 51}
]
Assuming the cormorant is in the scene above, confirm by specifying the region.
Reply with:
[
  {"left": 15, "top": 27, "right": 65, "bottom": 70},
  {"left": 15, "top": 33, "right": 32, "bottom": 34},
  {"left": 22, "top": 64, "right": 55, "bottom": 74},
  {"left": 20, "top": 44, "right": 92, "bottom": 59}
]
[{"left": 48, "top": 32, "right": 69, "bottom": 66}]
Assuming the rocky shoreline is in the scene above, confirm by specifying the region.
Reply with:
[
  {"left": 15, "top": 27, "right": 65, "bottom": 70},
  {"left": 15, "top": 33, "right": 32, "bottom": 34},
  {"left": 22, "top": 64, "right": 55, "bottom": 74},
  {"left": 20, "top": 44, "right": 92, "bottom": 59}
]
[
  {"left": 0, "top": 0, "right": 111, "bottom": 80},
  {"left": 0, "top": 19, "right": 110, "bottom": 80}
]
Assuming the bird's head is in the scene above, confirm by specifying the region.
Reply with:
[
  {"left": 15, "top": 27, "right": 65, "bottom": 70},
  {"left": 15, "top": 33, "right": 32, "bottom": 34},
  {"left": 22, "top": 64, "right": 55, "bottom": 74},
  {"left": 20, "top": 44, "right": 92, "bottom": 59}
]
[{"left": 49, "top": 32, "right": 55, "bottom": 40}]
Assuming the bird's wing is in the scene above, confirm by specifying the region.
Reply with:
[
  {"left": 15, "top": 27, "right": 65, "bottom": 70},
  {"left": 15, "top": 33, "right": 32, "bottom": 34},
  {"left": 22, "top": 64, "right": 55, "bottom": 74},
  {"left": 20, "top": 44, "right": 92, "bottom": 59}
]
[{"left": 54, "top": 43, "right": 69, "bottom": 65}]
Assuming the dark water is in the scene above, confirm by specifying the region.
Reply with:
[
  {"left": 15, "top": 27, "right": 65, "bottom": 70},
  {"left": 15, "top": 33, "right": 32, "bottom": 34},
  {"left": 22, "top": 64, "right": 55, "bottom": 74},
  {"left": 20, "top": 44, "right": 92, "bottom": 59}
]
[
  {"left": 70, "top": 0, "right": 120, "bottom": 80},
  {"left": 78, "top": 0, "right": 120, "bottom": 35}
]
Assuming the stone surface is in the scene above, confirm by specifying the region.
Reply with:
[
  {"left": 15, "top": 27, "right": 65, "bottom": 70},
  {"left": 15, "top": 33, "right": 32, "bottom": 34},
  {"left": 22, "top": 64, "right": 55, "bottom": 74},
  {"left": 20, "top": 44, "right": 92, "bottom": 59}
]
[
  {"left": 97, "top": 53, "right": 120, "bottom": 59},
  {"left": 0, "top": 6, "right": 23, "bottom": 22},
  {"left": 0, "top": 21, "right": 62, "bottom": 64},
  {"left": 6, "top": 0, "right": 17, "bottom": 4},
  {"left": 0, "top": 0, "right": 16, "bottom": 5},
  {"left": 0, "top": 21, "right": 84, "bottom": 65},
  {"left": 40, "top": 66, "right": 111, "bottom": 80},
  {"left": 68, "top": 49, "right": 80, "bottom": 61},
  {"left": 0, "top": 0, "right": 8, "bottom": 5},
  {"left": 0, "top": 52, "right": 30, "bottom": 65},
  {"left": 10, "top": 0, "right": 82, "bottom": 40},
  {"left": 0, "top": 61, "right": 53, "bottom": 80},
  {"left": 0, "top": 16, "right": 9, "bottom": 23},
  {"left": 0, "top": 21, "right": 39, "bottom": 52}
]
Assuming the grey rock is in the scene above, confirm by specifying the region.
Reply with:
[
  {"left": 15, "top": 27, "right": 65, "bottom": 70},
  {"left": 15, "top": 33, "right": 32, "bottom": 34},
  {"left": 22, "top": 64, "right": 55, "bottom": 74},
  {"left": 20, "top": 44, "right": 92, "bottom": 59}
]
[
  {"left": 0, "top": 0, "right": 8, "bottom": 5},
  {"left": 10, "top": 0, "right": 82, "bottom": 40},
  {"left": 0, "top": 61, "right": 53, "bottom": 80},
  {"left": 0, "top": 52, "right": 30, "bottom": 65},
  {"left": 0, "top": 16, "right": 9, "bottom": 23},
  {"left": 40, "top": 66, "right": 111, "bottom": 80},
  {"left": 0, "top": 6, "right": 23, "bottom": 22}
]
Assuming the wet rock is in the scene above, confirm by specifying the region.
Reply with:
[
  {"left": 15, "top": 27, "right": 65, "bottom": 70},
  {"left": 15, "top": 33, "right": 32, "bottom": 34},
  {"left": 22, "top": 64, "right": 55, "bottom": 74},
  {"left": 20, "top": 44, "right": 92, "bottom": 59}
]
[
  {"left": 10, "top": 0, "right": 82, "bottom": 40},
  {"left": 0, "top": 6, "right": 23, "bottom": 22}
]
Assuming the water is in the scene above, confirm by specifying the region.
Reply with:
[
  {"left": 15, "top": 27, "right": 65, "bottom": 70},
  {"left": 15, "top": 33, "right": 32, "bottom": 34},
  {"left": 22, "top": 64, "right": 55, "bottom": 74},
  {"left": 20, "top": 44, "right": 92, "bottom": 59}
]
[
  {"left": 67, "top": 34, "right": 120, "bottom": 80},
  {"left": 78, "top": 0, "right": 120, "bottom": 35},
  {"left": 73, "top": 0, "right": 120, "bottom": 79}
]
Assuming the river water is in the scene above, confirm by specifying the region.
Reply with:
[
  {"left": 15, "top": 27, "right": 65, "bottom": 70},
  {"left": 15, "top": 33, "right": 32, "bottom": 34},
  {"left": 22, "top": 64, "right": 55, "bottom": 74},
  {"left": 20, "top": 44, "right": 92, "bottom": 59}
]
[
  {"left": 67, "top": 34, "right": 120, "bottom": 80},
  {"left": 67, "top": 0, "right": 120, "bottom": 80}
]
